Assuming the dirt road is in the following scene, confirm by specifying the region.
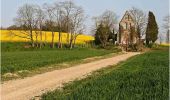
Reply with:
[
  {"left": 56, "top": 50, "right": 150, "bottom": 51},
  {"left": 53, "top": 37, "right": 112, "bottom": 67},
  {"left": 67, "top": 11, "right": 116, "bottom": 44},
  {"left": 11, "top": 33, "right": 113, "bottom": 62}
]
[{"left": 1, "top": 52, "right": 140, "bottom": 100}]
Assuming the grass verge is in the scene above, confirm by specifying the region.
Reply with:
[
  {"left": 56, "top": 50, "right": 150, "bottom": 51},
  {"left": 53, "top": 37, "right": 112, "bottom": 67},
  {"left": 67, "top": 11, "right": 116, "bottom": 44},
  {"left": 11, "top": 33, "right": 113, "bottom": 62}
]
[
  {"left": 2, "top": 43, "right": 121, "bottom": 81},
  {"left": 41, "top": 47, "right": 169, "bottom": 100}
]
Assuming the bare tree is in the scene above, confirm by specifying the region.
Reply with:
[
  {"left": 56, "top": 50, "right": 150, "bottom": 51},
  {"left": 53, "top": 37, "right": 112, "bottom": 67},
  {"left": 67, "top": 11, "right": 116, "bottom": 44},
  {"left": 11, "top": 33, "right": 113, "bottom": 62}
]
[
  {"left": 129, "top": 7, "right": 147, "bottom": 40},
  {"left": 94, "top": 10, "right": 117, "bottom": 31},
  {"left": 44, "top": 3, "right": 56, "bottom": 48},
  {"left": 0, "top": 26, "right": 5, "bottom": 30},
  {"left": 93, "top": 10, "right": 118, "bottom": 47},
  {"left": 14, "top": 4, "right": 37, "bottom": 47},
  {"left": 44, "top": 2, "right": 66, "bottom": 48},
  {"left": 101, "top": 10, "right": 118, "bottom": 30},
  {"left": 31, "top": 5, "right": 45, "bottom": 48},
  {"left": 166, "top": 30, "right": 169, "bottom": 43},
  {"left": 11, "top": 1, "right": 87, "bottom": 49},
  {"left": 35, "top": 5, "right": 46, "bottom": 48},
  {"left": 61, "top": 1, "right": 75, "bottom": 45},
  {"left": 91, "top": 17, "right": 99, "bottom": 34},
  {"left": 163, "top": 16, "right": 170, "bottom": 30},
  {"left": 163, "top": 16, "right": 170, "bottom": 43},
  {"left": 158, "top": 33, "right": 163, "bottom": 44},
  {"left": 53, "top": 3, "right": 65, "bottom": 48},
  {"left": 69, "top": 6, "right": 86, "bottom": 49}
]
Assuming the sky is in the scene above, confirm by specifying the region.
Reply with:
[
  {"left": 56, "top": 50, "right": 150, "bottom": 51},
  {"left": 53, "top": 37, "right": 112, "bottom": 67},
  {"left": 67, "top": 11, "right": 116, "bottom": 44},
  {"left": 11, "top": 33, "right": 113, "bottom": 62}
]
[{"left": 1, "top": 0, "right": 169, "bottom": 36}]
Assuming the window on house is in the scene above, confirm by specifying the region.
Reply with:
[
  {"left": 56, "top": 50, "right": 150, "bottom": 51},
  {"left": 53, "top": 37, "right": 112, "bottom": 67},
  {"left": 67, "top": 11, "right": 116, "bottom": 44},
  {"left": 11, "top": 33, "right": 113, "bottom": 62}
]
[
  {"left": 126, "top": 23, "right": 128, "bottom": 29},
  {"left": 115, "top": 34, "right": 117, "bottom": 41}
]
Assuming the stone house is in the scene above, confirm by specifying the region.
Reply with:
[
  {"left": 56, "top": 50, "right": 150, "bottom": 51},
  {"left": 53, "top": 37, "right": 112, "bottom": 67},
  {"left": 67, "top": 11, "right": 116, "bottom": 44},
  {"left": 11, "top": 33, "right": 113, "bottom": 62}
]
[{"left": 117, "top": 11, "right": 137, "bottom": 45}]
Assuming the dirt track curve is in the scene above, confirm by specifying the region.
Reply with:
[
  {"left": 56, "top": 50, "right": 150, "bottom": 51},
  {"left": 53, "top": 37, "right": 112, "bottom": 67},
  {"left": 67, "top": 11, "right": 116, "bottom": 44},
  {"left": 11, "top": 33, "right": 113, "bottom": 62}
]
[{"left": 1, "top": 52, "right": 140, "bottom": 100}]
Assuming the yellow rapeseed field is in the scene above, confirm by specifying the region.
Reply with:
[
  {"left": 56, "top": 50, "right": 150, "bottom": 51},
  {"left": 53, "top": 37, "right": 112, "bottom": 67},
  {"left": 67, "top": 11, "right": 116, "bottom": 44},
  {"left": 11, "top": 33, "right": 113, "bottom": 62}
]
[
  {"left": 0, "top": 30, "right": 94, "bottom": 44},
  {"left": 160, "top": 43, "right": 170, "bottom": 46}
]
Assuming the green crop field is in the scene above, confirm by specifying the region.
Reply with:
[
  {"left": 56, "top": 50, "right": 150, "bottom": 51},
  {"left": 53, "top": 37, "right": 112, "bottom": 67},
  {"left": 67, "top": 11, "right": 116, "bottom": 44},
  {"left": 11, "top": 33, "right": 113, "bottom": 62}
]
[
  {"left": 41, "top": 47, "right": 169, "bottom": 100},
  {"left": 1, "top": 42, "right": 119, "bottom": 75}
]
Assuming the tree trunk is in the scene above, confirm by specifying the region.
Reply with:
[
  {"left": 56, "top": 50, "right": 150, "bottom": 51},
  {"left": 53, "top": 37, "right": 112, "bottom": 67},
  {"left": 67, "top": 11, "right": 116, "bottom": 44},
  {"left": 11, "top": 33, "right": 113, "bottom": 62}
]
[
  {"left": 66, "top": 16, "right": 70, "bottom": 46},
  {"left": 146, "top": 39, "right": 149, "bottom": 46},
  {"left": 51, "top": 31, "right": 55, "bottom": 48},
  {"left": 44, "top": 32, "right": 47, "bottom": 46},
  {"left": 166, "top": 30, "right": 169, "bottom": 44},
  {"left": 69, "top": 34, "right": 73, "bottom": 49},
  {"left": 61, "top": 32, "right": 62, "bottom": 48},
  {"left": 58, "top": 31, "right": 61, "bottom": 48},
  {"left": 73, "top": 37, "right": 77, "bottom": 48},
  {"left": 67, "top": 33, "right": 69, "bottom": 45},
  {"left": 35, "top": 33, "right": 38, "bottom": 47},
  {"left": 40, "top": 31, "right": 43, "bottom": 48},
  {"left": 69, "top": 40, "right": 73, "bottom": 49},
  {"left": 31, "top": 39, "right": 35, "bottom": 47},
  {"left": 30, "top": 30, "right": 34, "bottom": 47}
]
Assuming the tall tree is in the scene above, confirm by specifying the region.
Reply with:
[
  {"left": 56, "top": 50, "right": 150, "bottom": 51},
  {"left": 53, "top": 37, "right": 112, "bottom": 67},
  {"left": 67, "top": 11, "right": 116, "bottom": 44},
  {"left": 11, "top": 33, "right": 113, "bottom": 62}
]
[
  {"left": 45, "top": 2, "right": 65, "bottom": 48},
  {"left": 53, "top": 3, "right": 65, "bottom": 48},
  {"left": 93, "top": 10, "right": 117, "bottom": 31},
  {"left": 93, "top": 10, "right": 117, "bottom": 46},
  {"left": 35, "top": 5, "right": 46, "bottom": 48},
  {"left": 14, "top": 4, "right": 37, "bottom": 47},
  {"left": 130, "top": 7, "right": 147, "bottom": 40},
  {"left": 95, "top": 23, "right": 110, "bottom": 48},
  {"left": 166, "top": 30, "right": 169, "bottom": 43},
  {"left": 145, "top": 11, "right": 158, "bottom": 46},
  {"left": 158, "top": 33, "right": 163, "bottom": 44},
  {"left": 44, "top": 1, "right": 85, "bottom": 49},
  {"left": 69, "top": 6, "right": 86, "bottom": 49},
  {"left": 162, "top": 16, "right": 170, "bottom": 44},
  {"left": 44, "top": 3, "right": 56, "bottom": 48},
  {"left": 61, "top": 1, "right": 75, "bottom": 45}
]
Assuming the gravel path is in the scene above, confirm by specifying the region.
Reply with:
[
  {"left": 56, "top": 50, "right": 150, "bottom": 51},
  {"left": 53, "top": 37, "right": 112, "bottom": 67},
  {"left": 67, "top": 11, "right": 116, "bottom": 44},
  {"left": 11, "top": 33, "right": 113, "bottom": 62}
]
[{"left": 1, "top": 52, "right": 140, "bottom": 100}]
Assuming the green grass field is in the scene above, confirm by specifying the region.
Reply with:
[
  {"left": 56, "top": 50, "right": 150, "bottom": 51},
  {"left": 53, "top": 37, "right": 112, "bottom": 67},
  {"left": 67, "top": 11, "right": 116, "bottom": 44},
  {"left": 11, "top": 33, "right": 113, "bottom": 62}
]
[
  {"left": 1, "top": 42, "right": 90, "bottom": 52},
  {"left": 41, "top": 47, "right": 169, "bottom": 100},
  {"left": 2, "top": 42, "right": 119, "bottom": 75}
]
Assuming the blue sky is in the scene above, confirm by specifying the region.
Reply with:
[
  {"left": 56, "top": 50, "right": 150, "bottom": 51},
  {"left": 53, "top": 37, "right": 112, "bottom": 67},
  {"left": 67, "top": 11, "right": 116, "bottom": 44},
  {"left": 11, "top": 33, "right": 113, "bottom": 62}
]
[{"left": 1, "top": 0, "right": 169, "bottom": 34}]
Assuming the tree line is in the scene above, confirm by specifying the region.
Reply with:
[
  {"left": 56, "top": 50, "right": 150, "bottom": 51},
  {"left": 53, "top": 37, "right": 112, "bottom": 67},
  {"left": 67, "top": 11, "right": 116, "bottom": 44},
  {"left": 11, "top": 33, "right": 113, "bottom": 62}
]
[
  {"left": 4, "top": 1, "right": 169, "bottom": 50},
  {"left": 93, "top": 7, "right": 169, "bottom": 50},
  {"left": 9, "top": 1, "right": 86, "bottom": 49}
]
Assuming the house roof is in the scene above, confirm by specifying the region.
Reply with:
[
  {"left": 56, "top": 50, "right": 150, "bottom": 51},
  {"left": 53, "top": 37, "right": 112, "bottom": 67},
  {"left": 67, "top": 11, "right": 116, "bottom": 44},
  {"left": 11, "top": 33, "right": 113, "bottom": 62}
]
[{"left": 119, "top": 11, "right": 135, "bottom": 24}]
